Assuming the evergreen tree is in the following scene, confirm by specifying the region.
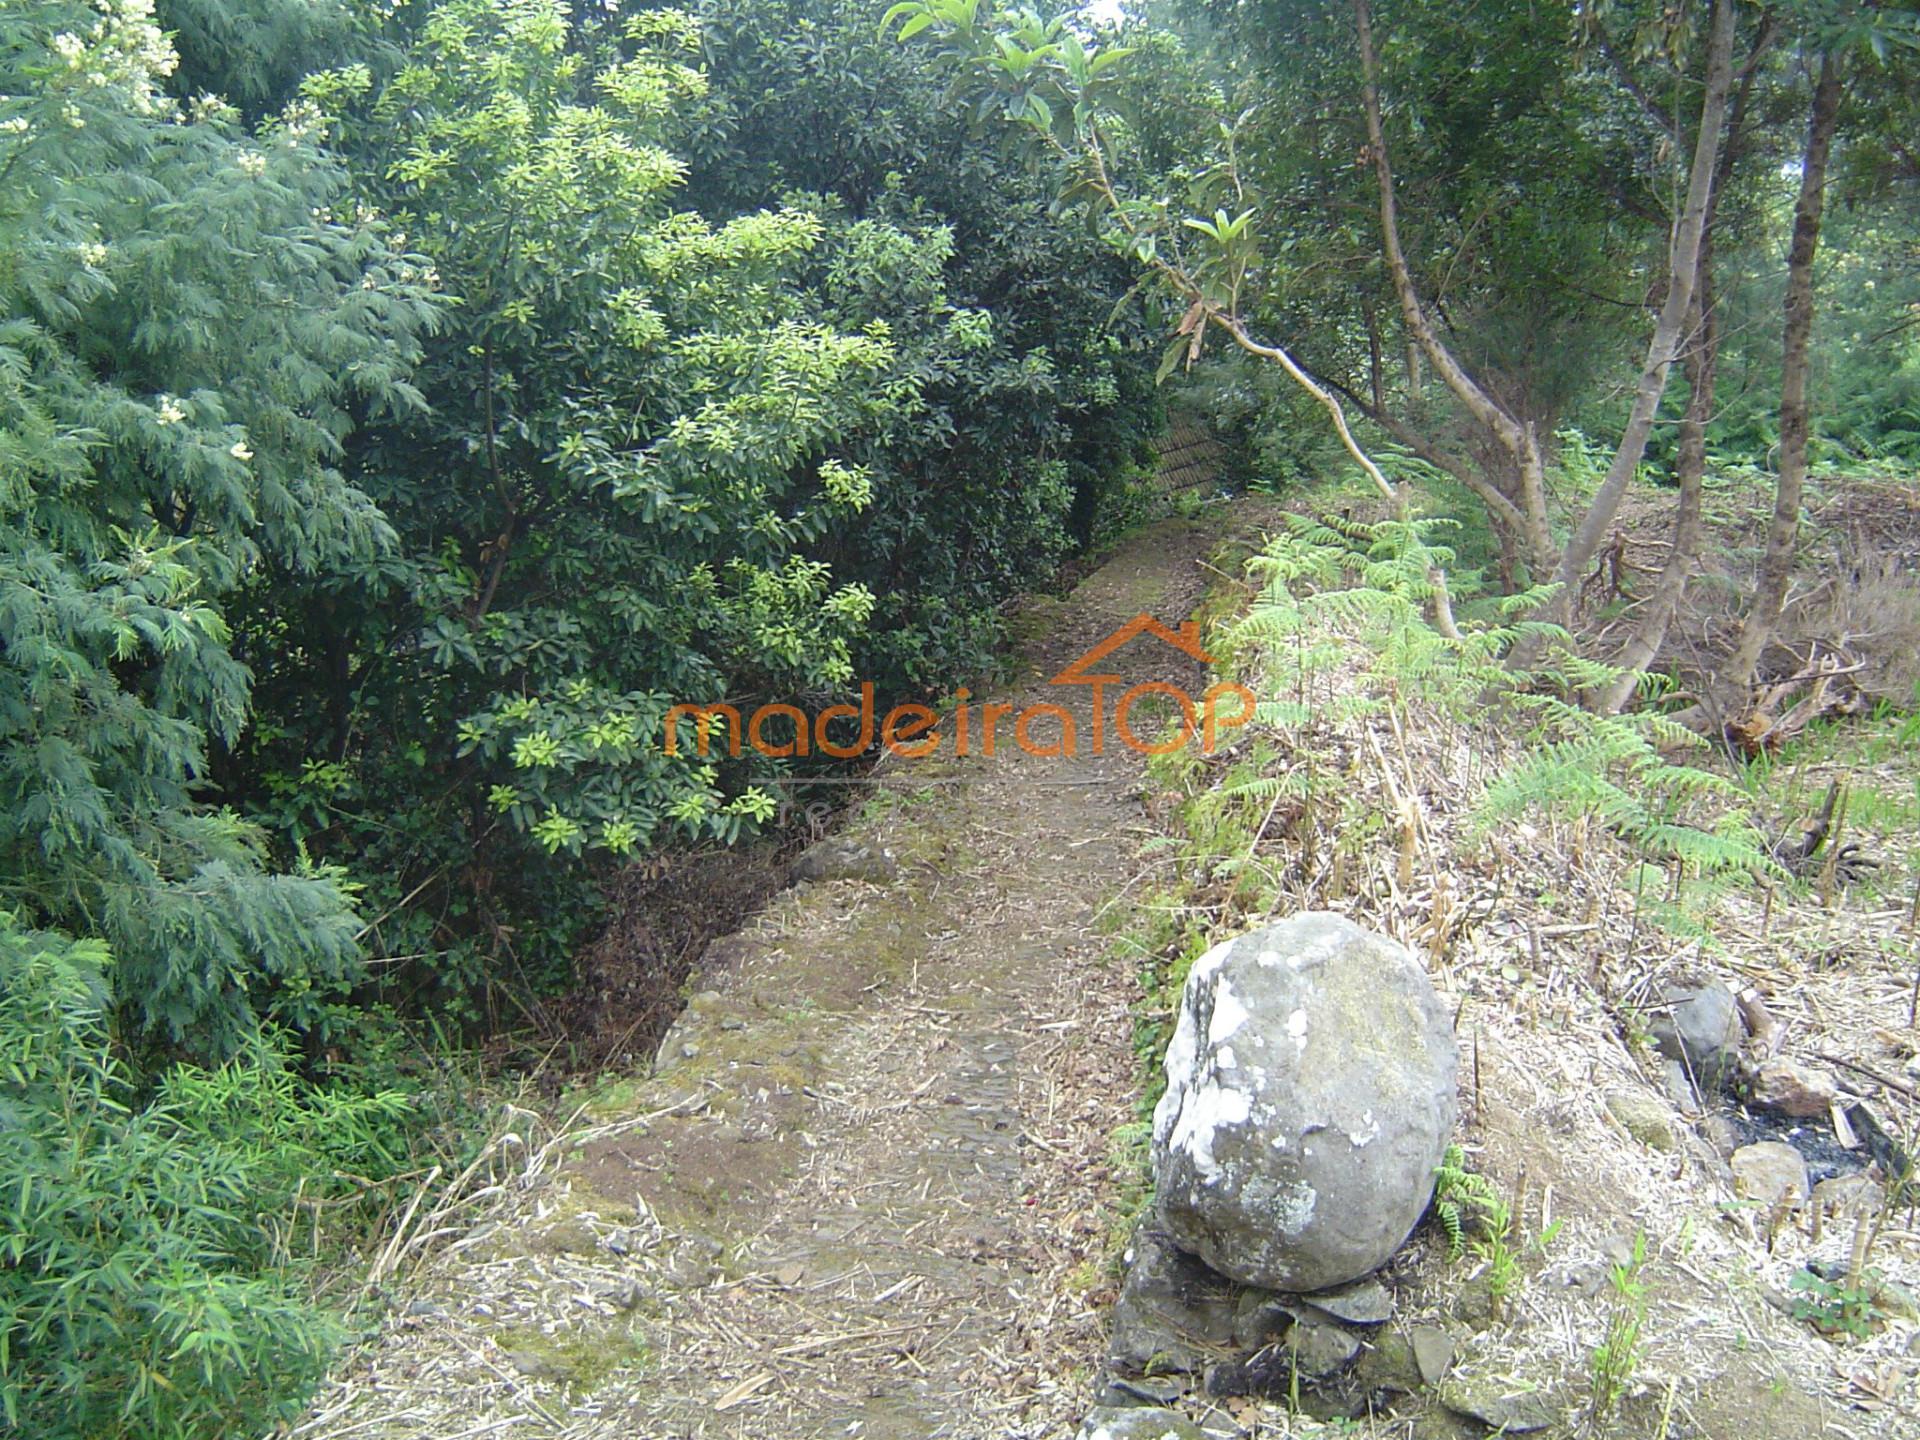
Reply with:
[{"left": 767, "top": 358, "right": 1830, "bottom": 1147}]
[{"left": 0, "top": 0, "right": 434, "bottom": 1055}]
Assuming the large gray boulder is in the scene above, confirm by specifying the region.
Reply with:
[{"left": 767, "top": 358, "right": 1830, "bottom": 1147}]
[{"left": 1151, "top": 912, "right": 1458, "bottom": 1291}]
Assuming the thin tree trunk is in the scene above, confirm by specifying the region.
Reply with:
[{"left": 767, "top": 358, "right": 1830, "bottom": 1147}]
[
  {"left": 1353, "top": 0, "right": 1556, "bottom": 579},
  {"left": 1364, "top": 299, "right": 1387, "bottom": 413},
  {"left": 1597, "top": 287, "right": 1716, "bottom": 712},
  {"left": 1545, "top": 0, "right": 1737, "bottom": 630},
  {"left": 1714, "top": 54, "right": 1844, "bottom": 712},
  {"left": 1597, "top": 14, "right": 1775, "bottom": 713}
]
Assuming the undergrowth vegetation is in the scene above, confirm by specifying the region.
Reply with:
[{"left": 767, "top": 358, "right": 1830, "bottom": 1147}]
[
  {"left": 4, "top": 0, "right": 1916, "bottom": 1430},
  {"left": 1104, "top": 504, "right": 1915, "bottom": 1295},
  {"left": 0, "top": 912, "right": 429, "bottom": 1439},
  {"left": 1114, "top": 512, "right": 1783, "bottom": 1085}
]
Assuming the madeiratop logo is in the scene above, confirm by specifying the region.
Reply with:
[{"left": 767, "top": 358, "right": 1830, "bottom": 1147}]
[{"left": 664, "top": 614, "right": 1256, "bottom": 761}]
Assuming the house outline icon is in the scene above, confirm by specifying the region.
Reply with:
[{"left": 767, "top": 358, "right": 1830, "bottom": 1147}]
[{"left": 1050, "top": 613, "right": 1215, "bottom": 685}]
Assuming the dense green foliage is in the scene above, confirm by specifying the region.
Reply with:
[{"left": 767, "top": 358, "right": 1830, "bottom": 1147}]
[
  {"left": 2, "top": 0, "right": 1159, "bottom": 1426},
  {"left": 1, "top": 0, "right": 433, "bottom": 1057},
  {"left": 0, "top": 911, "right": 412, "bottom": 1439},
  {"left": 3, "top": 0, "right": 1914, "bottom": 1430},
  {"left": 201, "top": 0, "right": 1162, "bottom": 1022}
]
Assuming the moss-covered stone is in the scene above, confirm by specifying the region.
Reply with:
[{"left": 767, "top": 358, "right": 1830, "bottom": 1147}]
[{"left": 492, "top": 1319, "right": 649, "bottom": 1395}]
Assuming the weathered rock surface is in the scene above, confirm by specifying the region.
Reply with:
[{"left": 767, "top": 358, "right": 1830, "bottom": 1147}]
[
  {"left": 1410, "top": 1325, "right": 1455, "bottom": 1385},
  {"left": 1076, "top": 1406, "right": 1208, "bottom": 1440},
  {"left": 1090, "top": 1373, "right": 1186, "bottom": 1409},
  {"left": 1203, "top": 1319, "right": 1360, "bottom": 1399},
  {"left": 1649, "top": 977, "right": 1746, "bottom": 1091},
  {"left": 1438, "top": 1374, "right": 1557, "bottom": 1433},
  {"left": 1151, "top": 912, "right": 1458, "bottom": 1291},
  {"left": 1604, "top": 1089, "right": 1676, "bottom": 1150},
  {"left": 1108, "top": 1227, "right": 1239, "bottom": 1373},
  {"left": 1295, "top": 1276, "right": 1394, "bottom": 1326},
  {"left": 1812, "top": 1171, "right": 1885, "bottom": 1225},
  {"left": 1731, "top": 1141, "right": 1811, "bottom": 1210},
  {"left": 1747, "top": 1058, "right": 1838, "bottom": 1118},
  {"left": 790, "top": 837, "right": 899, "bottom": 884}
]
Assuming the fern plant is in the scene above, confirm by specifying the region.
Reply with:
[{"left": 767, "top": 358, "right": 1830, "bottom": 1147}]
[
  {"left": 1230, "top": 513, "right": 1775, "bottom": 934},
  {"left": 1432, "top": 1144, "right": 1503, "bottom": 1262}
]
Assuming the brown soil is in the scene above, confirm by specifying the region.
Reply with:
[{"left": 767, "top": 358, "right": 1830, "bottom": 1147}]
[
  {"left": 297, "top": 511, "right": 1247, "bottom": 1439},
  {"left": 297, "top": 486, "right": 1920, "bottom": 1440}
]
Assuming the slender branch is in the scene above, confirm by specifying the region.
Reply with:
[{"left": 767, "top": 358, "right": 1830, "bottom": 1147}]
[
  {"left": 1544, "top": 0, "right": 1737, "bottom": 627},
  {"left": 1353, "top": 0, "right": 1555, "bottom": 578}
]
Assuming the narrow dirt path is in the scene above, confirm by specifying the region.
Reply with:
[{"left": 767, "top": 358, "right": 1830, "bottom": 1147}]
[{"left": 301, "top": 513, "right": 1242, "bottom": 1440}]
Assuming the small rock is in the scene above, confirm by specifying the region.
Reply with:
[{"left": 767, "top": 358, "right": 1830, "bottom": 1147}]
[
  {"left": 1812, "top": 1172, "right": 1884, "bottom": 1225},
  {"left": 1353, "top": 1330, "right": 1423, "bottom": 1394},
  {"left": 1411, "top": 1325, "right": 1454, "bottom": 1385},
  {"left": 679, "top": 1041, "right": 700, "bottom": 1061},
  {"left": 1731, "top": 1141, "right": 1811, "bottom": 1211},
  {"left": 1091, "top": 1373, "right": 1187, "bottom": 1408},
  {"left": 1109, "top": 1226, "right": 1240, "bottom": 1373},
  {"left": 1563, "top": 1263, "right": 1608, "bottom": 1299},
  {"left": 1662, "top": 1058, "right": 1702, "bottom": 1110},
  {"left": 1204, "top": 1322, "right": 1362, "bottom": 1399},
  {"left": 791, "top": 837, "right": 899, "bottom": 885},
  {"left": 719, "top": 1016, "right": 746, "bottom": 1032},
  {"left": 1438, "top": 1374, "right": 1558, "bottom": 1433},
  {"left": 1604, "top": 1090, "right": 1675, "bottom": 1150},
  {"left": 1699, "top": 1113, "right": 1743, "bottom": 1160},
  {"left": 1287, "top": 1319, "right": 1364, "bottom": 1377},
  {"left": 1297, "top": 1277, "right": 1394, "bottom": 1325},
  {"left": 1649, "top": 977, "right": 1746, "bottom": 1091},
  {"left": 1748, "top": 1059, "right": 1838, "bottom": 1119},
  {"left": 1076, "top": 1406, "right": 1207, "bottom": 1440},
  {"left": 1230, "top": 1293, "right": 1295, "bottom": 1350},
  {"left": 404, "top": 1299, "right": 448, "bottom": 1319}
]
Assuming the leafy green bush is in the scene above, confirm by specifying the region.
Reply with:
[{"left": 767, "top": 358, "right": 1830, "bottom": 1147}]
[
  {"left": 213, "top": 0, "right": 1163, "bottom": 1022},
  {"left": 1, "top": 0, "right": 437, "bottom": 1059},
  {"left": 0, "top": 912, "right": 412, "bottom": 1439}
]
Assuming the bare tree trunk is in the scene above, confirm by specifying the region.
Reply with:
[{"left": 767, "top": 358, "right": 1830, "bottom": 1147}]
[
  {"left": 1597, "top": 287, "right": 1716, "bottom": 711},
  {"left": 1353, "top": 0, "right": 1556, "bottom": 580},
  {"left": 1544, "top": 0, "right": 1737, "bottom": 631},
  {"left": 1597, "top": 15, "right": 1775, "bottom": 713},
  {"left": 1714, "top": 54, "right": 1845, "bottom": 712},
  {"left": 1364, "top": 299, "right": 1387, "bottom": 414}
]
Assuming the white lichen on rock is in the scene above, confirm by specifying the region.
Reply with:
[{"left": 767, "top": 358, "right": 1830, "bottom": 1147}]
[{"left": 1152, "top": 912, "right": 1459, "bottom": 1290}]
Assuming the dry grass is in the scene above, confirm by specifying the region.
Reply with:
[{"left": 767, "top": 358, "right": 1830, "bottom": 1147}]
[{"left": 1128, "top": 520, "right": 1920, "bottom": 1435}]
